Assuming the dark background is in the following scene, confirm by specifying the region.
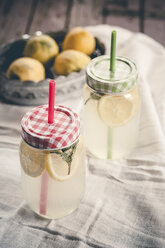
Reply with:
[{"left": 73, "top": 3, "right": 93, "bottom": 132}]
[{"left": 0, "top": 0, "right": 165, "bottom": 46}]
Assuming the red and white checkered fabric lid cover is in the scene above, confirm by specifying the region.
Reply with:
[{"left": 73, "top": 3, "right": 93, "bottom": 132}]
[{"left": 21, "top": 105, "right": 80, "bottom": 150}]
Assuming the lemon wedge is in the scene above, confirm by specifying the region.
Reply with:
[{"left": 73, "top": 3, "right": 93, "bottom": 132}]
[
  {"left": 98, "top": 86, "right": 140, "bottom": 128},
  {"left": 46, "top": 138, "right": 84, "bottom": 181},
  {"left": 20, "top": 141, "right": 45, "bottom": 177}
]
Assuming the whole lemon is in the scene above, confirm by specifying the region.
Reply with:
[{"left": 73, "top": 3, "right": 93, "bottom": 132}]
[
  {"left": 54, "top": 49, "right": 91, "bottom": 75},
  {"left": 23, "top": 35, "right": 59, "bottom": 64},
  {"left": 7, "top": 57, "right": 45, "bottom": 82},
  {"left": 63, "top": 27, "right": 96, "bottom": 55}
]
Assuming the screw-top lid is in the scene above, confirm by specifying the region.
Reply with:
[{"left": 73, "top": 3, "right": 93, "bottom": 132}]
[
  {"left": 86, "top": 55, "right": 138, "bottom": 94},
  {"left": 21, "top": 105, "right": 80, "bottom": 150}
]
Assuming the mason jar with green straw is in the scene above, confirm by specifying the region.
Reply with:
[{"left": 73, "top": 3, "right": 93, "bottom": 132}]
[{"left": 83, "top": 31, "right": 141, "bottom": 160}]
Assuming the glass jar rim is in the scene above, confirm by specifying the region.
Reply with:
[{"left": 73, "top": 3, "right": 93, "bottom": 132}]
[
  {"left": 87, "top": 55, "right": 138, "bottom": 83},
  {"left": 21, "top": 104, "right": 80, "bottom": 150},
  {"left": 86, "top": 55, "right": 138, "bottom": 94}
]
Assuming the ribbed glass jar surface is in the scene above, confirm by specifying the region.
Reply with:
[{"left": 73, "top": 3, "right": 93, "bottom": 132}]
[
  {"left": 83, "top": 55, "right": 140, "bottom": 160},
  {"left": 20, "top": 137, "right": 85, "bottom": 219}
]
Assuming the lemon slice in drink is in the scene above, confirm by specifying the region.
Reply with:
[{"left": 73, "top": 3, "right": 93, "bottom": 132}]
[
  {"left": 98, "top": 86, "right": 139, "bottom": 128},
  {"left": 20, "top": 141, "right": 45, "bottom": 177},
  {"left": 46, "top": 153, "right": 69, "bottom": 181},
  {"left": 46, "top": 138, "right": 84, "bottom": 181}
]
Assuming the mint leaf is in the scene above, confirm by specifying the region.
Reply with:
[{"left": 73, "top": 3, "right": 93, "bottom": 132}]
[
  {"left": 50, "top": 140, "right": 79, "bottom": 175},
  {"left": 84, "top": 92, "right": 104, "bottom": 105}
]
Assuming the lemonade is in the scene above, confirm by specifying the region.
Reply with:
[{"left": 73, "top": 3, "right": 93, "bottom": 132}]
[
  {"left": 83, "top": 55, "right": 140, "bottom": 160},
  {"left": 20, "top": 105, "right": 85, "bottom": 219}
]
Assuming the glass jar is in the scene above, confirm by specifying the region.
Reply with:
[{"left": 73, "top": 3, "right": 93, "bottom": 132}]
[
  {"left": 83, "top": 55, "right": 140, "bottom": 160},
  {"left": 20, "top": 105, "right": 85, "bottom": 219}
]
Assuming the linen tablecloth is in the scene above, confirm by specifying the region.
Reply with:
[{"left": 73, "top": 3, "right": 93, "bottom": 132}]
[{"left": 0, "top": 25, "right": 165, "bottom": 248}]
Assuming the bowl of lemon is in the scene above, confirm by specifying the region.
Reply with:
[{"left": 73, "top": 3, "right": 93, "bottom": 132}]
[{"left": 0, "top": 27, "right": 105, "bottom": 105}]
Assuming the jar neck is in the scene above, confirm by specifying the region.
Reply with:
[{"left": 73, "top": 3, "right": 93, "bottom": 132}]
[
  {"left": 21, "top": 135, "right": 80, "bottom": 151},
  {"left": 86, "top": 82, "right": 138, "bottom": 96}
]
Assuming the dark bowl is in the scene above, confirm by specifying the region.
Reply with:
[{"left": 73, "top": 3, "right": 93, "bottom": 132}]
[{"left": 0, "top": 30, "right": 105, "bottom": 105}]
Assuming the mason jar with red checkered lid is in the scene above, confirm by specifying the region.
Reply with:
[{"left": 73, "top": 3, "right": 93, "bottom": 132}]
[{"left": 19, "top": 104, "right": 85, "bottom": 219}]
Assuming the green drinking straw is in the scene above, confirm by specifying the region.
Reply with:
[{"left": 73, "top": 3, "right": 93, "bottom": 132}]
[
  {"left": 110, "top": 30, "right": 116, "bottom": 72},
  {"left": 107, "top": 127, "right": 113, "bottom": 159},
  {"left": 107, "top": 30, "right": 116, "bottom": 160}
]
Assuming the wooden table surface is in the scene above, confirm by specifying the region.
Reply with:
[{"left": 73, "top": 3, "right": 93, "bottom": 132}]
[{"left": 0, "top": 0, "right": 165, "bottom": 46}]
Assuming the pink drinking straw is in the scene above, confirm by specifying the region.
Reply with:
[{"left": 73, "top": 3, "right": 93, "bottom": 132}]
[
  {"left": 40, "top": 80, "right": 55, "bottom": 216},
  {"left": 48, "top": 80, "right": 55, "bottom": 124},
  {"left": 39, "top": 170, "right": 49, "bottom": 215}
]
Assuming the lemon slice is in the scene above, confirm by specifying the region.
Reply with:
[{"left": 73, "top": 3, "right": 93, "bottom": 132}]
[
  {"left": 20, "top": 141, "right": 45, "bottom": 177},
  {"left": 130, "top": 85, "right": 140, "bottom": 113},
  {"left": 98, "top": 86, "right": 140, "bottom": 128},
  {"left": 46, "top": 138, "right": 84, "bottom": 181},
  {"left": 46, "top": 153, "right": 69, "bottom": 181}
]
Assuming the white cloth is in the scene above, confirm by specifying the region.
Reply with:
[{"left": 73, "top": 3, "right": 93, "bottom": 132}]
[{"left": 0, "top": 25, "right": 165, "bottom": 248}]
